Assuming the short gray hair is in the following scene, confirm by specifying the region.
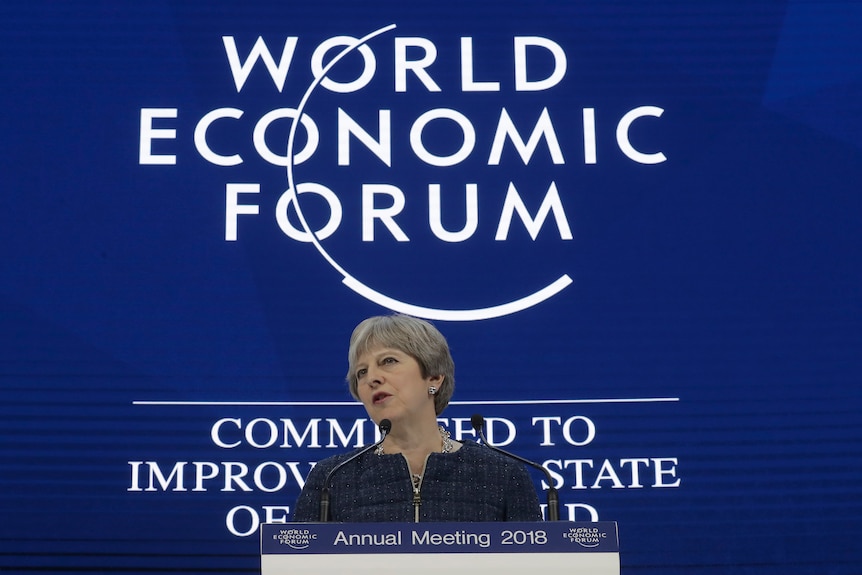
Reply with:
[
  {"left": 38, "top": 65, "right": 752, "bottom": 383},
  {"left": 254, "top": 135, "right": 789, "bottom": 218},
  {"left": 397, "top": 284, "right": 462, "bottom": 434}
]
[{"left": 346, "top": 314, "right": 455, "bottom": 415}]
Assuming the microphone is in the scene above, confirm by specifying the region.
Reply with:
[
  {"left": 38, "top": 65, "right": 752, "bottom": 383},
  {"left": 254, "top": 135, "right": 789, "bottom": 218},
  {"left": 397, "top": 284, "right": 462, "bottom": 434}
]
[
  {"left": 471, "top": 414, "right": 560, "bottom": 521},
  {"left": 318, "top": 418, "right": 391, "bottom": 522}
]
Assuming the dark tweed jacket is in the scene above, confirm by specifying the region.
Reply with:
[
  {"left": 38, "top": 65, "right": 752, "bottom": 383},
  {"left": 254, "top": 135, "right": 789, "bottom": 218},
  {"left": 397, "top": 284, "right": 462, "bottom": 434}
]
[{"left": 292, "top": 440, "right": 542, "bottom": 522}]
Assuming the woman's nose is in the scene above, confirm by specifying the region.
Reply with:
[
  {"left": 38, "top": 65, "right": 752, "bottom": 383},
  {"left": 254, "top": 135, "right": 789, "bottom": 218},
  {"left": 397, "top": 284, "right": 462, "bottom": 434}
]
[{"left": 364, "top": 367, "right": 382, "bottom": 386}]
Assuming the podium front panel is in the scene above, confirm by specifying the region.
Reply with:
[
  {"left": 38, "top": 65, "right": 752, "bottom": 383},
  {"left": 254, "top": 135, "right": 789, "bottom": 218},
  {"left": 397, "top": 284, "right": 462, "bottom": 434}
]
[{"left": 261, "top": 522, "right": 619, "bottom": 575}]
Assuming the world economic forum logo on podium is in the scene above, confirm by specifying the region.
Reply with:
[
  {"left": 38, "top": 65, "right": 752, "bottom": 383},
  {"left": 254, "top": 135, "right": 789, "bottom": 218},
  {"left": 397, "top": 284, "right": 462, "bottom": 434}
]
[
  {"left": 564, "top": 526, "right": 610, "bottom": 548},
  {"left": 273, "top": 528, "right": 318, "bottom": 550},
  {"left": 141, "top": 24, "right": 665, "bottom": 320}
]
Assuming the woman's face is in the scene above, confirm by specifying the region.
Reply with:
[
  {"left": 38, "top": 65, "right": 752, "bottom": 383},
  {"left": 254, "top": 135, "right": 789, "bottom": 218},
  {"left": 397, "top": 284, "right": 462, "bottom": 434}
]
[{"left": 353, "top": 346, "right": 441, "bottom": 425}]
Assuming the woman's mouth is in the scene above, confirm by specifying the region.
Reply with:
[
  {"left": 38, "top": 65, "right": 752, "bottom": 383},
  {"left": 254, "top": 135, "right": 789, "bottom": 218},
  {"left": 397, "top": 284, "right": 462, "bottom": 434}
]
[{"left": 372, "top": 392, "right": 391, "bottom": 405}]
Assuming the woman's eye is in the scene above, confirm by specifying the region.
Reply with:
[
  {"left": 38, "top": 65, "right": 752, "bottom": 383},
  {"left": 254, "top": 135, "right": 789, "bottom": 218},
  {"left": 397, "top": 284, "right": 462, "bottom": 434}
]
[
  {"left": 382, "top": 357, "right": 397, "bottom": 365},
  {"left": 357, "top": 368, "right": 367, "bottom": 378}
]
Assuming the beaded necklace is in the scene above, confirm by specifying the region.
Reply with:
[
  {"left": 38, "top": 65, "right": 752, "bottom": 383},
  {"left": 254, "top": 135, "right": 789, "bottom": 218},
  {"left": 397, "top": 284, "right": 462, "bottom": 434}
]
[{"left": 374, "top": 426, "right": 453, "bottom": 456}]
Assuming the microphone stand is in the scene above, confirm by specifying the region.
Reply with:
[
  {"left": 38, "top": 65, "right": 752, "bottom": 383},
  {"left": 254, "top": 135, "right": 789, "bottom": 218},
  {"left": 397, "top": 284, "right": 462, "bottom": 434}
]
[
  {"left": 319, "top": 418, "right": 391, "bottom": 522},
  {"left": 471, "top": 414, "right": 560, "bottom": 521}
]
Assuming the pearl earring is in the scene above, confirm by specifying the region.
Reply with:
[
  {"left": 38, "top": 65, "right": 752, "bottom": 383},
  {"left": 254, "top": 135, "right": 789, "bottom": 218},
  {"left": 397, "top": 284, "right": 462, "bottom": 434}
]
[{"left": 428, "top": 386, "right": 438, "bottom": 395}]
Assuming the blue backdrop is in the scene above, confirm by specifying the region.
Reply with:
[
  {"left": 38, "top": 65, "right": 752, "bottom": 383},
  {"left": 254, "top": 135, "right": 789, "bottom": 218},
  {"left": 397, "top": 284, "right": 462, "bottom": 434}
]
[{"left": 2, "top": 1, "right": 861, "bottom": 573}]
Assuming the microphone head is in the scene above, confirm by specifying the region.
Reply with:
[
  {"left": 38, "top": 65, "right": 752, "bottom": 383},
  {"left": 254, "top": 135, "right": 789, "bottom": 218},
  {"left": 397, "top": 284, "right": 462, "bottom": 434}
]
[
  {"left": 470, "top": 413, "right": 484, "bottom": 432},
  {"left": 378, "top": 419, "right": 392, "bottom": 434}
]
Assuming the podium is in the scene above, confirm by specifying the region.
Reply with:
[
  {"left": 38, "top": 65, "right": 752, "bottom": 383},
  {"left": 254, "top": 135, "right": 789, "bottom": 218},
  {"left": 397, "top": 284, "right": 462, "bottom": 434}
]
[{"left": 261, "top": 522, "right": 619, "bottom": 574}]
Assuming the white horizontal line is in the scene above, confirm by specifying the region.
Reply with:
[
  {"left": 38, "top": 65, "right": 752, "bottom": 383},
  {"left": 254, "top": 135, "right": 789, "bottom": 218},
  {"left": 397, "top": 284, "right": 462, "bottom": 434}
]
[
  {"left": 453, "top": 398, "right": 679, "bottom": 405},
  {"left": 132, "top": 398, "right": 679, "bottom": 406}
]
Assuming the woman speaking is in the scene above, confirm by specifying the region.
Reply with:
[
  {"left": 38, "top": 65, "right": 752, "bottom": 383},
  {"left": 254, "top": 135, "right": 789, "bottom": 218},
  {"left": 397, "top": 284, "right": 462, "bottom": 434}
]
[{"left": 292, "top": 314, "right": 541, "bottom": 522}]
